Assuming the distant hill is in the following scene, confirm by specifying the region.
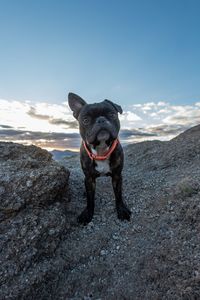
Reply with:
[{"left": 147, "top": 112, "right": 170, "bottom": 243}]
[{"left": 50, "top": 149, "right": 78, "bottom": 161}]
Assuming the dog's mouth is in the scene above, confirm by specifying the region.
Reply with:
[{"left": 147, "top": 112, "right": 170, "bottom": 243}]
[
  {"left": 86, "top": 129, "right": 114, "bottom": 147},
  {"left": 97, "top": 130, "right": 110, "bottom": 142},
  {"left": 95, "top": 129, "right": 115, "bottom": 147},
  {"left": 86, "top": 123, "right": 118, "bottom": 146}
]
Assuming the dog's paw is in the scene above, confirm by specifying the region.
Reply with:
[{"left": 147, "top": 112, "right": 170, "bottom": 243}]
[
  {"left": 117, "top": 203, "right": 131, "bottom": 221},
  {"left": 77, "top": 208, "right": 93, "bottom": 225}
]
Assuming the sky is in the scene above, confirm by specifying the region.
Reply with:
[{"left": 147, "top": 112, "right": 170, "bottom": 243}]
[{"left": 0, "top": 0, "right": 200, "bottom": 150}]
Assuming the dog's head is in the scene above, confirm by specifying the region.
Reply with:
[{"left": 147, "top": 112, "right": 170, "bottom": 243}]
[{"left": 68, "top": 92, "right": 123, "bottom": 146}]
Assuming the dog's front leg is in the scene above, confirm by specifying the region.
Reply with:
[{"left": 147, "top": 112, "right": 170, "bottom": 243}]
[
  {"left": 77, "top": 176, "right": 96, "bottom": 225},
  {"left": 112, "top": 173, "right": 131, "bottom": 221}
]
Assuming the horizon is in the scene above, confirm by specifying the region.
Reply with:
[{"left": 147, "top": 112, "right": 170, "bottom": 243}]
[
  {"left": 1, "top": 97, "right": 200, "bottom": 150},
  {"left": 0, "top": 0, "right": 200, "bottom": 149}
]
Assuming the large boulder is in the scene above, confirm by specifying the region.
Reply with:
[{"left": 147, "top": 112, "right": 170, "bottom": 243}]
[{"left": 0, "top": 142, "right": 69, "bottom": 299}]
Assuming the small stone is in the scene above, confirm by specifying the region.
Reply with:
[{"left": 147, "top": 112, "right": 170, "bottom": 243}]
[
  {"left": 49, "top": 229, "right": 56, "bottom": 235},
  {"left": 112, "top": 234, "right": 119, "bottom": 240},
  {"left": 100, "top": 250, "right": 108, "bottom": 256},
  {"left": 0, "top": 186, "right": 5, "bottom": 195},
  {"left": 26, "top": 180, "right": 33, "bottom": 187}
]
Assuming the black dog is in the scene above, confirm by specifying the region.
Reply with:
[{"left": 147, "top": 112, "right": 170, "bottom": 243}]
[{"left": 68, "top": 92, "right": 131, "bottom": 225}]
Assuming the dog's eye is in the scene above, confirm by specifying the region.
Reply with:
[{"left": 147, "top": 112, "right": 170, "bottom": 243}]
[
  {"left": 82, "top": 117, "right": 90, "bottom": 125},
  {"left": 108, "top": 112, "right": 117, "bottom": 119}
]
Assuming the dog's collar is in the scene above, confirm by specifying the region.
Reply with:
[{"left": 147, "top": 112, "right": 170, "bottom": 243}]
[{"left": 83, "top": 139, "right": 119, "bottom": 161}]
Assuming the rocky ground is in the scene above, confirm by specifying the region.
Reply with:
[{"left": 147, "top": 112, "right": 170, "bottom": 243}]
[
  {"left": 1, "top": 125, "right": 200, "bottom": 299},
  {"left": 55, "top": 124, "right": 200, "bottom": 299}
]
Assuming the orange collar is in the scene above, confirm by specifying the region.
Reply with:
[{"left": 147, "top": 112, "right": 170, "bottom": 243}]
[{"left": 83, "top": 139, "right": 119, "bottom": 161}]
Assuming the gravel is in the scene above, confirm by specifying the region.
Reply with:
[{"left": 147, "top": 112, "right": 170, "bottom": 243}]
[
  {"left": 55, "top": 124, "right": 200, "bottom": 299},
  {"left": 1, "top": 124, "right": 200, "bottom": 299}
]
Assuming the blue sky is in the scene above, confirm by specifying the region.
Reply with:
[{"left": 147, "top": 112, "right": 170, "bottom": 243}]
[
  {"left": 0, "top": 0, "right": 200, "bottom": 105},
  {"left": 0, "top": 0, "right": 200, "bottom": 150}
]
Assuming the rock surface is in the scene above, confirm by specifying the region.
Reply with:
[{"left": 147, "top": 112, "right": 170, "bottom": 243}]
[
  {"left": 0, "top": 142, "right": 69, "bottom": 299},
  {"left": 1, "top": 124, "right": 200, "bottom": 299},
  {"left": 56, "top": 124, "right": 200, "bottom": 300}
]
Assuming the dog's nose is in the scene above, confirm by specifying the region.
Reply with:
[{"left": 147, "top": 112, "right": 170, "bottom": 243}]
[{"left": 96, "top": 116, "right": 106, "bottom": 124}]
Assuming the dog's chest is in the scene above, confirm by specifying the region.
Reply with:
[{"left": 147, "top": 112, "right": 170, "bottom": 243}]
[
  {"left": 91, "top": 143, "right": 111, "bottom": 175},
  {"left": 95, "top": 159, "right": 110, "bottom": 175}
]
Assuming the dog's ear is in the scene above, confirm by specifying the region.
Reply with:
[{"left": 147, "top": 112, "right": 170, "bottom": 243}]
[
  {"left": 104, "top": 99, "right": 123, "bottom": 114},
  {"left": 68, "top": 93, "right": 87, "bottom": 119}
]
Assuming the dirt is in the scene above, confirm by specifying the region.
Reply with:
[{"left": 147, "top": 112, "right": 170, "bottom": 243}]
[
  {"left": 1, "top": 125, "right": 200, "bottom": 300},
  {"left": 55, "top": 125, "right": 200, "bottom": 300}
]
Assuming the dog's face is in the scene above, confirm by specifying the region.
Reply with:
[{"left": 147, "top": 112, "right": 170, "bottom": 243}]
[{"left": 68, "top": 93, "right": 123, "bottom": 145}]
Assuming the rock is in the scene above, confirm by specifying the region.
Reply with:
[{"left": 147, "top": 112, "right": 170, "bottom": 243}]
[
  {"left": 55, "top": 124, "right": 200, "bottom": 299},
  {"left": 0, "top": 142, "right": 69, "bottom": 299},
  {"left": 1, "top": 124, "right": 200, "bottom": 299}
]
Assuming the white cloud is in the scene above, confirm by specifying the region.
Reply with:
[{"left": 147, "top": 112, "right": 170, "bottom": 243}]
[
  {"left": 157, "top": 108, "right": 171, "bottom": 114},
  {"left": 150, "top": 112, "right": 158, "bottom": 117},
  {"left": 157, "top": 101, "right": 168, "bottom": 106},
  {"left": 120, "top": 111, "right": 142, "bottom": 122},
  {"left": 0, "top": 98, "right": 200, "bottom": 149},
  {"left": 163, "top": 105, "right": 200, "bottom": 126},
  {"left": 0, "top": 99, "right": 77, "bottom": 134},
  {"left": 121, "top": 100, "right": 200, "bottom": 143}
]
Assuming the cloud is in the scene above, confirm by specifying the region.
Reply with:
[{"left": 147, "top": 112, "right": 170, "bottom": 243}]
[
  {"left": 27, "top": 106, "right": 50, "bottom": 120},
  {"left": 120, "top": 129, "right": 156, "bottom": 139},
  {"left": 0, "top": 129, "right": 79, "bottom": 140},
  {"left": 0, "top": 129, "right": 80, "bottom": 150},
  {"left": 147, "top": 124, "right": 189, "bottom": 136},
  {"left": 133, "top": 101, "right": 168, "bottom": 112},
  {"left": 27, "top": 106, "right": 78, "bottom": 129},
  {"left": 0, "top": 129, "right": 23, "bottom": 136},
  {"left": 0, "top": 124, "right": 13, "bottom": 129},
  {"left": 48, "top": 118, "right": 78, "bottom": 128},
  {"left": 0, "top": 99, "right": 80, "bottom": 149},
  {"left": 119, "top": 123, "right": 191, "bottom": 144},
  {"left": 120, "top": 100, "right": 200, "bottom": 143},
  {"left": 163, "top": 107, "right": 200, "bottom": 126},
  {"left": 0, "top": 98, "right": 200, "bottom": 149},
  {"left": 0, "top": 99, "right": 78, "bottom": 133},
  {"left": 120, "top": 111, "right": 142, "bottom": 122},
  {"left": 124, "top": 101, "right": 200, "bottom": 127}
]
